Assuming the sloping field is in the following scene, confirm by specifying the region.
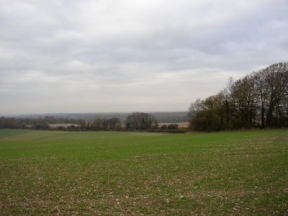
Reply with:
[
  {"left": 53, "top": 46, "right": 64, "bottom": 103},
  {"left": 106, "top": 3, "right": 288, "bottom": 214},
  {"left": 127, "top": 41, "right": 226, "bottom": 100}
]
[{"left": 0, "top": 129, "right": 287, "bottom": 215}]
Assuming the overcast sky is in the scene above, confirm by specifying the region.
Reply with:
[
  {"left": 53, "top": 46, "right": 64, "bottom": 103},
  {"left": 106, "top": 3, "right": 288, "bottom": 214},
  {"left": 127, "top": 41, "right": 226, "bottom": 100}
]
[{"left": 1, "top": 0, "right": 288, "bottom": 115}]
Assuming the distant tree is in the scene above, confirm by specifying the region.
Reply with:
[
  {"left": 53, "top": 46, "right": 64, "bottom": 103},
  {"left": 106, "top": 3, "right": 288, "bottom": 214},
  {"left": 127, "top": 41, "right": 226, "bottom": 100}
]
[
  {"left": 0, "top": 117, "right": 16, "bottom": 129},
  {"left": 114, "top": 122, "right": 123, "bottom": 131},
  {"left": 125, "top": 112, "right": 157, "bottom": 130},
  {"left": 167, "top": 124, "right": 179, "bottom": 130},
  {"left": 189, "top": 91, "right": 230, "bottom": 131},
  {"left": 91, "top": 118, "right": 121, "bottom": 130},
  {"left": 188, "top": 98, "right": 203, "bottom": 119},
  {"left": 106, "top": 118, "right": 121, "bottom": 129}
]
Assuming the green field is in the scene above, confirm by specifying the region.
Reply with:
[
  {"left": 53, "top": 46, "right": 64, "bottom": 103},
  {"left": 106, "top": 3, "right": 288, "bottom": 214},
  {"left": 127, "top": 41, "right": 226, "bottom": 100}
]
[{"left": 0, "top": 129, "right": 287, "bottom": 215}]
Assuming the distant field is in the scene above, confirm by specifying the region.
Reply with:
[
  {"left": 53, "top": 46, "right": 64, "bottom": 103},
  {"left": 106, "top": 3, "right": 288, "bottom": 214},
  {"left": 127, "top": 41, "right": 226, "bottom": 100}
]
[
  {"left": 48, "top": 123, "right": 80, "bottom": 128},
  {"left": 158, "top": 122, "right": 189, "bottom": 128},
  {"left": 0, "top": 129, "right": 287, "bottom": 215}
]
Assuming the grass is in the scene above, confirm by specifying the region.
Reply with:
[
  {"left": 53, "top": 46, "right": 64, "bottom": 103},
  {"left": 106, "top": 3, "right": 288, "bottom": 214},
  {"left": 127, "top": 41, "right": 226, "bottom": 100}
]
[{"left": 0, "top": 129, "right": 287, "bottom": 215}]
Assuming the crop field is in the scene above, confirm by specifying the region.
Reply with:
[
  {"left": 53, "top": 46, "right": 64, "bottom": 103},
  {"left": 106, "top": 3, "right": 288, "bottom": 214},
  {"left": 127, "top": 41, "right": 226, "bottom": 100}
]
[{"left": 0, "top": 129, "right": 287, "bottom": 215}]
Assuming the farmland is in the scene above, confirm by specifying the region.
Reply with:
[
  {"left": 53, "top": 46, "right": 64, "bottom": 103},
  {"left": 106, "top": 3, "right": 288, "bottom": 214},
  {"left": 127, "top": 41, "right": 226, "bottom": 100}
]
[{"left": 0, "top": 129, "right": 287, "bottom": 215}]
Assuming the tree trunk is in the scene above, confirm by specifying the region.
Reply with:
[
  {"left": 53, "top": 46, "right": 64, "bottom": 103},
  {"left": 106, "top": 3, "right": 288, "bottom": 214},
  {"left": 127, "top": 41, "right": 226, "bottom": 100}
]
[
  {"left": 266, "top": 105, "right": 274, "bottom": 127},
  {"left": 261, "top": 101, "right": 265, "bottom": 128}
]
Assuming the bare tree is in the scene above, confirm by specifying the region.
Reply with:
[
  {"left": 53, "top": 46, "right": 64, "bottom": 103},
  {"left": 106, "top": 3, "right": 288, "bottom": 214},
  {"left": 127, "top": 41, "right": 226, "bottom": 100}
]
[{"left": 188, "top": 62, "right": 288, "bottom": 131}]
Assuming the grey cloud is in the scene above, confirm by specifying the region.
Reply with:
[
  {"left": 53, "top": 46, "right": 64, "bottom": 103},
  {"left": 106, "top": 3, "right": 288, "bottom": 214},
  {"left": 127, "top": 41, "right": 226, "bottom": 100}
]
[{"left": 0, "top": 0, "right": 288, "bottom": 115}]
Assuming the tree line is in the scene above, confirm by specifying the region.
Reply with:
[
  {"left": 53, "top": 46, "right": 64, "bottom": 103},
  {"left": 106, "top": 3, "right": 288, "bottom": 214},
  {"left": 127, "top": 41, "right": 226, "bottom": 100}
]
[
  {"left": 0, "top": 112, "right": 184, "bottom": 132},
  {"left": 0, "top": 116, "right": 82, "bottom": 130},
  {"left": 188, "top": 62, "right": 288, "bottom": 131}
]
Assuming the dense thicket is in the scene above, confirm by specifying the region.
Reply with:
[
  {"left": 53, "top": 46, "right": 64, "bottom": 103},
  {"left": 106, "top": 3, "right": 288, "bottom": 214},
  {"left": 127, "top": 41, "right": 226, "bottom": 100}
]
[{"left": 188, "top": 62, "right": 288, "bottom": 131}]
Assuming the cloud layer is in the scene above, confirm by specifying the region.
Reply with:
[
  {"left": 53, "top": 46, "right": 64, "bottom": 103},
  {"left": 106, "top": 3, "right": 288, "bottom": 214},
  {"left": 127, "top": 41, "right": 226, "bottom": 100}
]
[{"left": 1, "top": 0, "right": 288, "bottom": 115}]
